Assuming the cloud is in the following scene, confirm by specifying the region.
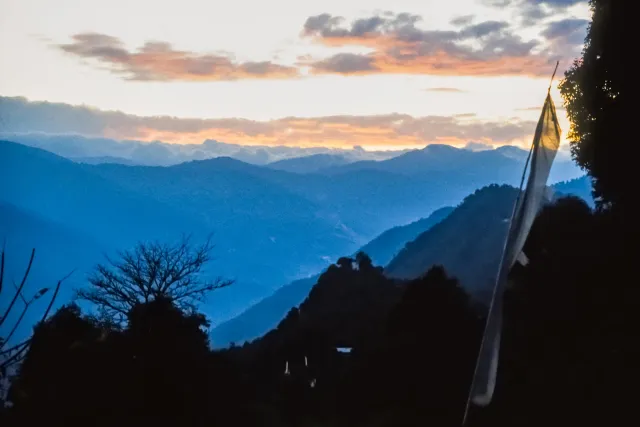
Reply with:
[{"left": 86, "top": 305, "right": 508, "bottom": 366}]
[
  {"left": 1, "top": 96, "right": 538, "bottom": 151},
  {"left": 533, "top": 0, "right": 587, "bottom": 8},
  {"left": 520, "top": 3, "right": 552, "bottom": 26},
  {"left": 484, "top": 0, "right": 587, "bottom": 9},
  {"left": 450, "top": 15, "right": 475, "bottom": 27},
  {"left": 481, "top": 0, "right": 589, "bottom": 27},
  {"left": 308, "top": 53, "right": 379, "bottom": 74},
  {"left": 300, "top": 12, "right": 565, "bottom": 77},
  {"left": 56, "top": 33, "right": 299, "bottom": 81},
  {"left": 538, "top": 18, "right": 588, "bottom": 61},
  {"left": 424, "top": 87, "right": 467, "bottom": 93},
  {"left": 480, "top": 0, "right": 514, "bottom": 7},
  {"left": 542, "top": 18, "right": 589, "bottom": 44}
]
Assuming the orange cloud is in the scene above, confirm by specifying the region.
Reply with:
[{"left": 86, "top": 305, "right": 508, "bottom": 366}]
[
  {"left": 57, "top": 33, "right": 300, "bottom": 81},
  {"left": 301, "top": 12, "right": 581, "bottom": 77},
  {"left": 1, "top": 96, "right": 539, "bottom": 150},
  {"left": 116, "top": 114, "right": 536, "bottom": 149}
]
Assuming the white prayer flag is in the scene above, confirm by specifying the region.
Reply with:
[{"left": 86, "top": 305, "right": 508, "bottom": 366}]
[{"left": 467, "top": 91, "right": 561, "bottom": 409}]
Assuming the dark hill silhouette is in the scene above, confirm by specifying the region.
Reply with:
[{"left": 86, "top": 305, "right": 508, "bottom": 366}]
[
  {"left": 386, "top": 185, "right": 518, "bottom": 297},
  {"left": 386, "top": 180, "right": 594, "bottom": 300},
  {"left": 231, "top": 258, "right": 481, "bottom": 426},
  {"left": 210, "top": 207, "right": 453, "bottom": 347}
]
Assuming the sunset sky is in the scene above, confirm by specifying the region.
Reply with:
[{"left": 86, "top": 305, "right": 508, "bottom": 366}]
[{"left": 0, "top": 0, "right": 590, "bottom": 150}]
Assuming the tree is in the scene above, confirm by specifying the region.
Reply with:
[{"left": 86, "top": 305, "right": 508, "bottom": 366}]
[
  {"left": 354, "top": 251, "right": 373, "bottom": 271},
  {"left": 338, "top": 266, "right": 481, "bottom": 426},
  {"left": 7, "top": 298, "right": 220, "bottom": 426},
  {"left": 559, "top": 0, "right": 629, "bottom": 210},
  {"left": 76, "top": 236, "right": 232, "bottom": 324}
]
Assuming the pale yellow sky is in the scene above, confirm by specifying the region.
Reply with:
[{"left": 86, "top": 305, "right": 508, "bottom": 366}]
[{"left": 0, "top": 0, "right": 590, "bottom": 149}]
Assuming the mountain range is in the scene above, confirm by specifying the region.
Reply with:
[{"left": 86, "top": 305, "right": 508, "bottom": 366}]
[
  {"left": 0, "top": 130, "right": 403, "bottom": 168},
  {"left": 1, "top": 138, "right": 589, "bottom": 345},
  {"left": 211, "top": 178, "right": 593, "bottom": 347}
]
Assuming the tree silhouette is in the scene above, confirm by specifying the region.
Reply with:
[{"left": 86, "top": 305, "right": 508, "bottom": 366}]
[
  {"left": 560, "top": 0, "right": 628, "bottom": 210},
  {"left": 76, "top": 236, "right": 232, "bottom": 324},
  {"left": 339, "top": 266, "right": 481, "bottom": 427},
  {"left": 6, "top": 297, "right": 224, "bottom": 426}
]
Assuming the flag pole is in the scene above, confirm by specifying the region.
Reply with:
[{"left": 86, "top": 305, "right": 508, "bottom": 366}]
[
  {"left": 548, "top": 61, "right": 560, "bottom": 93},
  {"left": 461, "top": 60, "right": 561, "bottom": 426},
  {"left": 461, "top": 137, "right": 534, "bottom": 426}
]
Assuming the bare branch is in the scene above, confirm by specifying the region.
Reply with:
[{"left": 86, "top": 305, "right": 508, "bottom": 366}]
[
  {"left": 12, "top": 280, "right": 27, "bottom": 305},
  {"left": 76, "top": 238, "right": 229, "bottom": 324},
  {"left": 0, "top": 340, "right": 31, "bottom": 370},
  {"left": 40, "top": 270, "right": 74, "bottom": 323},
  {"left": 1, "top": 302, "right": 33, "bottom": 351},
  {"left": 0, "top": 248, "right": 35, "bottom": 328},
  {"left": 0, "top": 247, "right": 5, "bottom": 297},
  {"left": 0, "top": 339, "right": 31, "bottom": 357}
]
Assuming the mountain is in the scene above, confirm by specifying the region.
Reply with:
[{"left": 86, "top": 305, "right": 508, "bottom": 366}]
[
  {"left": 85, "top": 157, "right": 359, "bottom": 286},
  {"left": 0, "top": 140, "right": 199, "bottom": 247},
  {"left": 385, "top": 179, "right": 594, "bottom": 298},
  {"left": 318, "top": 144, "right": 583, "bottom": 184},
  {"left": 210, "top": 275, "right": 320, "bottom": 348},
  {"left": 267, "top": 154, "right": 350, "bottom": 173},
  {"left": 210, "top": 207, "right": 453, "bottom": 347},
  {"left": 244, "top": 254, "right": 402, "bottom": 359},
  {"left": 1, "top": 139, "right": 589, "bottom": 331},
  {"left": 357, "top": 206, "right": 454, "bottom": 267},
  {"left": 0, "top": 141, "right": 356, "bottom": 321},
  {"left": 0, "top": 126, "right": 405, "bottom": 168},
  {"left": 386, "top": 185, "right": 517, "bottom": 296}
]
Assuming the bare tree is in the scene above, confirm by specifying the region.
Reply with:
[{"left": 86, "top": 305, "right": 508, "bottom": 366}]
[{"left": 76, "top": 236, "right": 232, "bottom": 323}]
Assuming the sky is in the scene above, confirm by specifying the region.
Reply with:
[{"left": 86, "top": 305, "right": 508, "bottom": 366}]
[{"left": 0, "top": 0, "right": 590, "bottom": 150}]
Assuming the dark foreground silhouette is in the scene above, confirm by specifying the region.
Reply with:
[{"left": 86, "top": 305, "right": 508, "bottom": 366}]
[{"left": 2, "top": 1, "right": 636, "bottom": 425}]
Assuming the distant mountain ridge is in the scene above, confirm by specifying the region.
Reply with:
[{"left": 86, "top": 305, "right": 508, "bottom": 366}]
[
  {"left": 267, "top": 154, "right": 350, "bottom": 173},
  {"left": 0, "top": 129, "right": 406, "bottom": 167},
  {"left": 317, "top": 144, "right": 582, "bottom": 184}
]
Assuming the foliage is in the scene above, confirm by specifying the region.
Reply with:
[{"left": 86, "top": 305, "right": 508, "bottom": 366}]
[
  {"left": 468, "top": 197, "right": 638, "bottom": 426},
  {"left": 6, "top": 299, "right": 231, "bottom": 426},
  {"left": 76, "top": 236, "right": 232, "bottom": 324},
  {"left": 338, "top": 266, "right": 482, "bottom": 427},
  {"left": 559, "top": 0, "right": 628, "bottom": 210}
]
